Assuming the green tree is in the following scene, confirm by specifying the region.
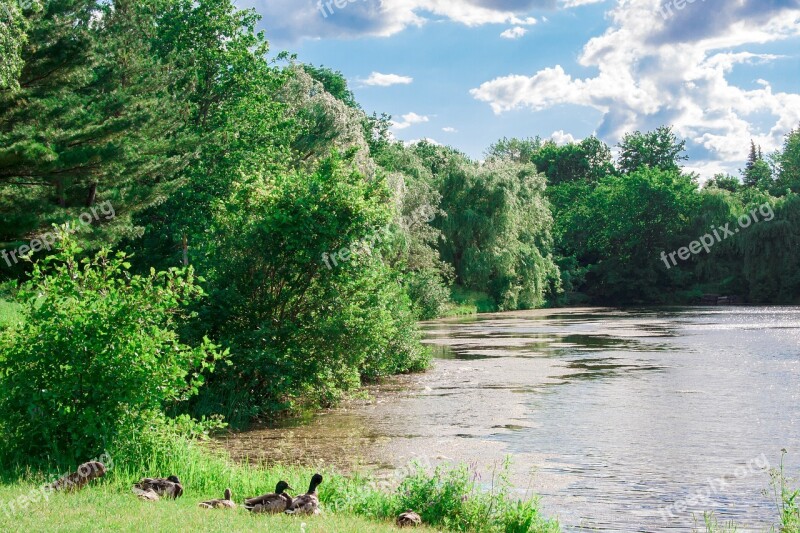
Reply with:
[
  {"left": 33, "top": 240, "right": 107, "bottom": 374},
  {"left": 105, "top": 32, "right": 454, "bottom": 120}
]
[
  {"left": 0, "top": 0, "right": 33, "bottom": 89},
  {"left": 196, "top": 154, "right": 429, "bottom": 418},
  {"left": 530, "top": 136, "right": 615, "bottom": 184},
  {"left": 429, "top": 147, "right": 559, "bottom": 310},
  {"left": 0, "top": 0, "right": 193, "bottom": 250},
  {"left": 486, "top": 136, "right": 542, "bottom": 163},
  {"left": 705, "top": 173, "right": 741, "bottom": 193},
  {"left": 617, "top": 126, "right": 688, "bottom": 174},
  {"left": 582, "top": 168, "right": 699, "bottom": 303},
  {"left": 776, "top": 127, "right": 800, "bottom": 194}
]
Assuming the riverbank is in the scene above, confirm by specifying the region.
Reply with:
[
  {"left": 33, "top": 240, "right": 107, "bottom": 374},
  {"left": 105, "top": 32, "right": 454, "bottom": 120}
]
[{"left": 0, "top": 437, "right": 559, "bottom": 533}]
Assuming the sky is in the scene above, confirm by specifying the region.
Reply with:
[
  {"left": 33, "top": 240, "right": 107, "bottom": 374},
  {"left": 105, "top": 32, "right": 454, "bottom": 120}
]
[{"left": 235, "top": 0, "right": 800, "bottom": 179}]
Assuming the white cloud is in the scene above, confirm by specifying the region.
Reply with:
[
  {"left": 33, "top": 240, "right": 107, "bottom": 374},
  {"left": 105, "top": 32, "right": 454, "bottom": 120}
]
[
  {"left": 239, "top": 0, "right": 568, "bottom": 42},
  {"left": 501, "top": 26, "right": 528, "bottom": 39},
  {"left": 470, "top": 0, "right": 800, "bottom": 177},
  {"left": 551, "top": 130, "right": 577, "bottom": 145},
  {"left": 442, "top": 127, "right": 458, "bottom": 133},
  {"left": 392, "top": 112, "right": 430, "bottom": 130},
  {"left": 405, "top": 137, "right": 441, "bottom": 147},
  {"left": 362, "top": 72, "right": 413, "bottom": 87}
]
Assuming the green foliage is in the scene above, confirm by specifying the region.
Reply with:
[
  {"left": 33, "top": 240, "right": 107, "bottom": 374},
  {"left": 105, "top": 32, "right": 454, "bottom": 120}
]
[
  {"left": 705, "top": 174, "right": 741, "bottom": 193},
  {"left": 426, "top": 147, "right": 560, "bottom": 310},
  {"left": 0, "top": 0, "right": 34, "bottom": 90},
  {"left": 194, "top": 154, "right": 429, "bottom": 418},
  {"left": 0, "top": 0, "right": 195, "bottom": 248},
  {"left": 617, "top": 126, "right": 688, "bottom": 174},
  {"left": 303, "top": 64, "right": 359, "bottom": 109},
  {"left": 769, "top": 451, "right": 800, "bottom": 532},
  {"left": 486, "top": 137, "right": 543, "bottom": 163},
  {"left": 776, "top": 127, "right": 800, "bottom": 195},
  {"left": 0, "top": 235, "right": 225, "bottom": 467},
  {"left": 406, "top": 269, "right": 451, "bottom": 319},
  {"left": 395, "top": 461, "right": 559, "bottom": 532},
  {"left": 531, "top": 137, "right": 615, "bottom": 185}
]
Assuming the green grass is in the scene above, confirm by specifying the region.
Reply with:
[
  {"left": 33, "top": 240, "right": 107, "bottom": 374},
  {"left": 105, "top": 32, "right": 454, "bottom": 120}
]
[
  {"left": 0, "top": 484, "right": 434, "bottom": 532},
  {"left": 446, "top": 286, "right": 496, "bottom": 315},
  {"left": 0, "top": 298, "right": 21, "bottom": 329},
  {"left": 0, "top": 439, "right": 558, "bottom": 533}
]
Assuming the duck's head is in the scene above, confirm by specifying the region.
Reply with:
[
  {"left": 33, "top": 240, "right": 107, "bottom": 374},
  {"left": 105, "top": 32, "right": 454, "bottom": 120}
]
[
  {"left": 275, "top": 480, "right": 293, "bottom": 494},
  {"left": 224, "top": 488, "right": 232, "bottom": 500},
  {"left": 167, "top": 475, "right": 181, "bottom": 484},
  {"left": 309, "top": 473, "right": 323, "bottom": 492}
]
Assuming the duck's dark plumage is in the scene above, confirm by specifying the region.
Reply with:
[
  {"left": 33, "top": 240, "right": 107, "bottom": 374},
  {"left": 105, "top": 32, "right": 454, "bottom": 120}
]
[{"left": 244, "top": 480, "right": 293, "bottom": 514}]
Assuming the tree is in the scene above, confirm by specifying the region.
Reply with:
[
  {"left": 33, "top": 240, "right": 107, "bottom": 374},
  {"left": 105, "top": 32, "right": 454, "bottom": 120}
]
[
  {"left": 428, "top": 148, "right": 559, "bottom": 310},
  {"left": 776, "top": 127, "right": 800, "bottom": 194},
  {"left": 486, "top": 136, "right": 542, "bottom": 163},
  {"left": 0, "top": 0, "right": 33, "bottom": 89},
  {"left": 0, "top": 0, "right": 194, "bottom": 249},
  {"left": 617, "top": 126, "right": 688, "bottom": 174},
  {"left": 582, "top": 168, "right": 700, "bottom": 303},
  {"left": 303, "top": 64, "right": 359, "bottom": 109},
  {"left": 530, "top": 136, "right": 615, "bottom": 185},
  {"left": 705, "top": 174, "right": 741, "bottom": 193},
  {"left": 0, "top": 236, "right": 224, "bottom": 465}
]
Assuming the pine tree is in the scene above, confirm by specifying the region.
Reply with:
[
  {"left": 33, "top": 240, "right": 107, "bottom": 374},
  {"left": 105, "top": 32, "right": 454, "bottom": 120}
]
[
  {"left": 0, "top": 0, "right": 194, "bottom": 247},
  {"left": 743, "top": 140, "right": 769, "bottom": 188}
]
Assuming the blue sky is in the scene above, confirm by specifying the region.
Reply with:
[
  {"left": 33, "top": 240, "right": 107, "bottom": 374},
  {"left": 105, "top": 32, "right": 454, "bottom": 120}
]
[{"left": 237, "top": 0, "right": 800, "bottom": 178}]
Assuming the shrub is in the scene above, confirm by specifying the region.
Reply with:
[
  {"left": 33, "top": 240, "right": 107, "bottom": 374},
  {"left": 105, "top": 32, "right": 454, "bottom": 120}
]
[
  {"left": 396, "top": 461, "right": 559, "bottom": 532},
  {"left": 0, "top": 235, "right": 226, "bottom": 467},
  {"left": 406, "top": 269, "right": 451, "bottom": 319}
]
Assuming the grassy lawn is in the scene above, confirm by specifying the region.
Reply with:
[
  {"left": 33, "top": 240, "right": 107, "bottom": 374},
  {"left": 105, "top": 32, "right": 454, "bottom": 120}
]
[
  {"left": 0, "top": 298, "right": 21, "bottom": 329},
  {"left": 0, "top": 484, "right": 436, "bottom": 533}
]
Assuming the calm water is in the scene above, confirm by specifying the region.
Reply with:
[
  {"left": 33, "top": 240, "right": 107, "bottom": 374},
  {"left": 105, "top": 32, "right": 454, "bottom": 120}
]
[{"left": 222, "top": 307, "right": 800, "bottom": 531}]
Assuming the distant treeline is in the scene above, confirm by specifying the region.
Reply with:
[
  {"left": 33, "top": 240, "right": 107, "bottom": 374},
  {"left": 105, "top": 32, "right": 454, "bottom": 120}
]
[{"left": 1, "top": 0, "right": 799, "bottom": 430}]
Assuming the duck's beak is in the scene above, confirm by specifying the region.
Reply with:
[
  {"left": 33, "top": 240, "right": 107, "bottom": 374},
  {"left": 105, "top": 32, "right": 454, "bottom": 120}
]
[{"left": 287, "top": 485, "right": 295, "bottom": 491}]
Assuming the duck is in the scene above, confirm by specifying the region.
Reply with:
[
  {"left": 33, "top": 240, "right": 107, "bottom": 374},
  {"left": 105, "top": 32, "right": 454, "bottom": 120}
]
[
  {"left": 132, "top": 487, "right": 160, "bottom": 501},
  {"left": 286, "top": 473, "right": 323, "bottom": 515},
  {"left": 397, "top": 510, "right": 422, "bottom": 528},
  {"left": 133, "top": 475, "right": 184, "bottom": 499},
  {"left": 244, "top": 480, "right": 294, "bottom": 514},
  {"left": 199, "top": 488, "right": 236, "bottom": 509},
  {"left": 49, "top": 461, "right": 107, "bottom": 493}
]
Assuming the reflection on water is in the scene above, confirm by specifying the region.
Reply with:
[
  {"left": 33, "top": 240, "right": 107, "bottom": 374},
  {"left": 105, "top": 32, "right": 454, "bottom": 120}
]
[{"left": 220, "top": 307, "right": 800, "bottom": 532}]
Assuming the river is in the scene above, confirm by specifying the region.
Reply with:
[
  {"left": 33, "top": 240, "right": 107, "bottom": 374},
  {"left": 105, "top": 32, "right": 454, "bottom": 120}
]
[{"left": 221, "top": 307, "right": 800, "bottom": 531}]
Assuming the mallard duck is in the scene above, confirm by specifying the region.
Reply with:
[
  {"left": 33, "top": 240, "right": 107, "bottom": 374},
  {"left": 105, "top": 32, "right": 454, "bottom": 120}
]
[
  {"left": 397, "top": 510, "right": 422, "bottom": 527},
  {"left": 199, "top": 488, "right": 236, "bottom": 509},
  {"left": 286, "top": 474, "right": 323, "bottom": 515},
  {"left": 133, "top": 476, "right": 184, "bottom": 499},
  {"left": 49, "top": 461, "right": 107, "bottom": 493},
  {"left": 132, "top": 487, "right": 160, "bottom": 501},
  {"left": 244, "top": 480, "right": 293, "bottom": 514}
]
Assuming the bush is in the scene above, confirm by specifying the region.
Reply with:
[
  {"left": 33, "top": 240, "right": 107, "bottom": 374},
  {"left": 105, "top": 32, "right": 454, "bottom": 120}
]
[
  {"left": 194, "top": 155, "right": 429, "bottom": 419},
  {"left": 309, "top": 458, "right": 557, "bottom": 532},
  {"left": 406, "top": 269, "right": 451, "bottom": 319},
  {"left": 0, "top": 235, "right": 225, "bottom": 467},
  {"left": 396, "top": 461, "right": 558, "bottom": 532}
]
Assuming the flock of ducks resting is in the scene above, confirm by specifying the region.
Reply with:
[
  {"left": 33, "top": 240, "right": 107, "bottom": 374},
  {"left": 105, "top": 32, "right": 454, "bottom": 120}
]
[{"left": 131, "top": 473, "right": 423, "bottom": 528}]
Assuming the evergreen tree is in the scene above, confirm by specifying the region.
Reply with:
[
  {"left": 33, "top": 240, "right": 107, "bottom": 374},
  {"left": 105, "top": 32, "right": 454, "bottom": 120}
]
[{"left": 0, "top": 0, "right": 193, "bottom": 247}]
